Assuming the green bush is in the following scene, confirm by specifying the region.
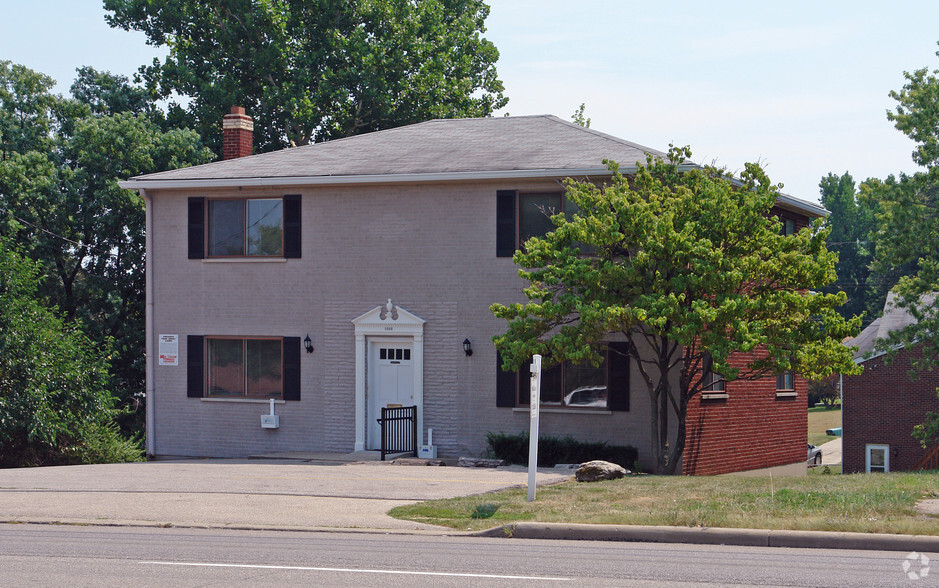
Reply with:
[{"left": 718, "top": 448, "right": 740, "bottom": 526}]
[{"left": 486, "top": 431, "right": 638, "bottom": 469}]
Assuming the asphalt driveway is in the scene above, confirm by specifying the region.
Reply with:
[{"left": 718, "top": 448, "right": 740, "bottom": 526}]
[{"left": 0, "top": 459, "right": 570, "bottom": 531}]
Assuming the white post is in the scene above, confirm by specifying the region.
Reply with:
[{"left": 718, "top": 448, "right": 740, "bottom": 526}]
[{"left": 527, "top": 355, "right": 542, "bottom": 502}]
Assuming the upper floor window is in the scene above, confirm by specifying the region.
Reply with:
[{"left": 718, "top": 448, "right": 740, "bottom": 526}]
[
  {"left": 780, "top": 217, "right": 796, "bottom": 236},
  {"left": 188, "top": 195, "right": 301, "bottom": 259},
  {"left": 208, "top": 198, "right": 283, "bottom": 257},
  {"left": 497, "top": 190, "right": 580, "bottom": 255},
  {"left": 702, "top": 354, "right": 725, "bottom": 392},
  {"left": 776, "top": 371, "right": 794, "bottom": 392}
]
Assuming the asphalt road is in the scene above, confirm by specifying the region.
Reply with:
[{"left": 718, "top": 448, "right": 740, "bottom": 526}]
[{"left": 1, "top": 524, "right": 928, "bottom": 587}]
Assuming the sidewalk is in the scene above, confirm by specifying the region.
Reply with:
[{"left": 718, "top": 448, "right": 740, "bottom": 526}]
[{"left": 1, "top": 457, "right": 936, "bottom": 553}]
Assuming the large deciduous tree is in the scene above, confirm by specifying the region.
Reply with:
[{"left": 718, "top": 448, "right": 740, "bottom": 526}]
[
  {"left": 104, "top": 0, "right": 508, "bottom": 154},
  {"left": 0, "top": 62, "right": 213, "bottom": 438},
  {"left": 870, "top": 45, "right": 939, "bottom": 449},
  {"left": 492, "top": 147, "right": 860, "bottom": 474}
]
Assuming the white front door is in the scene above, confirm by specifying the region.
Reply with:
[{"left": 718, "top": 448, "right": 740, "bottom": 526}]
[{"left": 367, "top": 340, "right": 414, "bottom": 449}]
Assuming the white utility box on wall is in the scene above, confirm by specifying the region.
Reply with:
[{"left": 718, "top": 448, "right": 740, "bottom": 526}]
[
  {"left": 261, "top": 399, "right": 280, "bottom": 429},
  {"left": 261, "top": 414, "right": 280, "bottom": 429},
  {"left": 419, "top": 428, "right": 437, "bottom": 458}
]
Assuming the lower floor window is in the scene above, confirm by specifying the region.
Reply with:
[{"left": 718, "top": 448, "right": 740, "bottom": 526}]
[
  {"left": 520, "top": 355, "right": 608, "bottom": 408},
  {"left": 866, "top": 444, "right": 889, "bottom": 473},
  {"left": 207, "top": 337, "right": 283, "bottom": 398}
]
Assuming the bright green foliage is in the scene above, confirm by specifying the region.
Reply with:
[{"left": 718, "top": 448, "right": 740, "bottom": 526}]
[
  {"left": 0, "top": 62, "right": 213, "bottom": 438},
  {"left": 0, "top": 238, "right": 142, "bottom": 467},
  {"left": 492, "top": 147, "right": 860, "bottom": 474},
  {"left": 912, "top": 393, "right": 939, "bottom": 449},
  {"left": 869, "top": 45, "right": 939, "bottom": 450},
  {"left": 888, "top": 43, "right": 939, "bottom": 168},
  {"left": 571, "top": 103, "right": 590, "bottom": 128},
  {"left": 104, "top": 0, "right": 508, "bottom": 154}
]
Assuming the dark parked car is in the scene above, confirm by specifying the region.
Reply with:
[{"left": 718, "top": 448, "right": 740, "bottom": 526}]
[{"left": 807, "top": 443, "right": 822, "bottom": 466}]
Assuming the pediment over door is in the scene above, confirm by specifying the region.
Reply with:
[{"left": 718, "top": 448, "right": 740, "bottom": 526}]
[{"left": 352, "top": 299, "right": 425, "bottom": 336}]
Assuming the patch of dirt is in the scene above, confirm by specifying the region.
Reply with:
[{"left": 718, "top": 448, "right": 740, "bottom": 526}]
[{"left": 914, "top": 499, "right": 939, "bottom": 515}]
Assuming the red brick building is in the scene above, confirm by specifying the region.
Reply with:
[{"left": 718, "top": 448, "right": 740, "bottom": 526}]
[{"left": 842, "top": 293, "right": 939, "bottom": 473}]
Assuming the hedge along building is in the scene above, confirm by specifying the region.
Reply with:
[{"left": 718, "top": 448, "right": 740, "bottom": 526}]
[{"left": 120, "top": 110, "right": 825, "bottom": 474}]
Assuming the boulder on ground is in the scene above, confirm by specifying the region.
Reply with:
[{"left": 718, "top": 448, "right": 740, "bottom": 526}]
[{"left": 575, "top": 460, "right": 628, "bottom": 482}]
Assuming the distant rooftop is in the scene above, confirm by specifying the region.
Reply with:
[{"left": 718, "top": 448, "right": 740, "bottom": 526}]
[{"left": 847, "top": 292, "right": 936, "bottom": 361}]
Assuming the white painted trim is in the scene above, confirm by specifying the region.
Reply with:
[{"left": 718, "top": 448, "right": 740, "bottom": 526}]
[
  {"left": 352, "top": 301, "right": 425, "bottom": 450},
  {"left": 118, "top": 167, "right": 626, "bottom": 190},
  {"left": 701, "top": 393, "right": 730, "bottom": 400},
  {"left": 512, "top": 407, "right": 612, "bottom": 415},
  {"left": 141, "top": 188, "right": 155, "bottom": 458},
  {"left": 202, "top": 257, "right": 288, "bottom": 263},
  {"left": 774, "top": 391, "right": 798, "bottom": 398},
  {"left": 200, "top": 398, "right": 286, "bottom": 404}
]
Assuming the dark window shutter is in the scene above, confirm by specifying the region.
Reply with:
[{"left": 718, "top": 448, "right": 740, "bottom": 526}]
[
  {"left": 187, "top": 335, "right": 204, "bottom": 397},
  {"left": 188, "top": 197, "right": 205, "bottom": 259},
  {"left": 496, "top": 190, "right": 517, "bottom": 257},
  {"left": 496, "top": 351, "right": 517, "bottom": 407},
  {"left": 283, "top": 337, "right": 301, "bottom": 400},
  {"left": 283, "top": 194, "right": 301, "bottom": 258},
  {"left": 607, "top": 342, "right": 630, "bottom": 411}
]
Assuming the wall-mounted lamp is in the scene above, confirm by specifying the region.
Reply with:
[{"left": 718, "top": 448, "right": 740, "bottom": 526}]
[
  {"left": 303, "top": 334, "right": 314, "bottom": 354},
  {"left": 463, "top": 338, "right": 473, "bottom": 357}
]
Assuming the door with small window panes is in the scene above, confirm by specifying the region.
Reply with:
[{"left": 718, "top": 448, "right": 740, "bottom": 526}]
[{"left": 367, "top": 340, "right": 414, "bottom": 449}]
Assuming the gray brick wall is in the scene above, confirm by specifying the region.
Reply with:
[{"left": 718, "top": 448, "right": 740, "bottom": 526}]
[{"left": 148, "top": 180, "right": 659, "bottom": 463}]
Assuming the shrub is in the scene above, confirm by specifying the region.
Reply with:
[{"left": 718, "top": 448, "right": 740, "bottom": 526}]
[{"left": 486, "top": 431, "right": 638, "bottom": 469}]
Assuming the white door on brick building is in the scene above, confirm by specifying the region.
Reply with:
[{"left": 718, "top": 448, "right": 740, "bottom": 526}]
[
  {"left": 367, "top": 339, "right": 415, "bottom": 449},
  {"left": 352, "top": 300, "right": 425, "bottom": 452}
]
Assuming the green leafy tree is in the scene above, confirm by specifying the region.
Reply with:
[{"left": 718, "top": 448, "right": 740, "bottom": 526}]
[
  {"left": 492, "top": 147, "right": 860, "bottom": 474},
  {"left": 0, "top": 237, "right": 142, "bottom": 467},
  {"left": 817, "top": 172, "right": 892, "bottom": 324},
  {"left": 866, "top": 45, "right": 939, "bottom": 449},
  {"left": 104, "top": 0, "right": 508, "bottom": 154},
  {"left": 571, "top": 103, "right": 590, "bottom": 128},
  {"left": 0, "top": 63, "right": 213, "bottom": 436}
]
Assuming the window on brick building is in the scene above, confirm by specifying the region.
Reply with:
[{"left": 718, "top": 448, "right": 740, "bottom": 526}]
[
  {"left": 702, "top": 354, "right": 725, "bottom": 392},
  {"left": 186, "top": 335, "right": 301, "bottom": 400},
  {"left": 188, "top": 195, "right": 301, "bottom": 259},
  {"left": 208, "top": 198, "right": 284, "bottom": 257},
  {"left": 496, "top": 190, "right": 582, "bottom": 255},
  {"left": 496, "top": 343, "right": 631, "bottom": 410},
  {"left": 776, "top": 371, "right": 794, "bottom": 392},
  {"left": 866, "top": 444, "right": 889, "bottom": 473}
]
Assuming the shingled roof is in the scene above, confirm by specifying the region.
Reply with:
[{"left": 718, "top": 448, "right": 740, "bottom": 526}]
[{"left": 120, "top": 114, "right": 826, "bottom": 217}]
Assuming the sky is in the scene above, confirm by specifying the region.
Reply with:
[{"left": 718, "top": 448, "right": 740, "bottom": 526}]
[{"left": 2, "top": 1, "right": 939, "bottom": 203}]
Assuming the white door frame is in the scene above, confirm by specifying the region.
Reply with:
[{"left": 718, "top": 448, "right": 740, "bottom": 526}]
[
  {"left": 865, "top": 444, "right": 890, "bottom": 473},
  {"left": 352, "top": 300, "right": 425, "bottom": 452}
]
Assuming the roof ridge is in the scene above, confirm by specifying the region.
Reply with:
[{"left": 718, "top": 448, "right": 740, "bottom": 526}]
[{"left": 540, "top": 114, "right": 669, "bottom": 159}]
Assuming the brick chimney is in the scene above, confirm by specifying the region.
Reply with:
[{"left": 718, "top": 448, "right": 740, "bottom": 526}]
[{"left": 222, "top": 106, "right": 254, "bottom": 159}]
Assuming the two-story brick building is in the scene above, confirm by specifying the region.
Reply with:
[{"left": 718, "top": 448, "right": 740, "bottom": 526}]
[{"left": 120, "top": 110, "right": 823, "bottom": 474}]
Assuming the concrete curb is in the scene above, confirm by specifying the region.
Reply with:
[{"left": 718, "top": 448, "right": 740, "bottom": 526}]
[{"left": 473, "top": 522, "right": 939, "bottom": 553}]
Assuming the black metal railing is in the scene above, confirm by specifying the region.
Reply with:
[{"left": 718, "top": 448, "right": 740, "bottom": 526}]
[{"left": 378, "top": 405, "right": 418, "bottom": 461}]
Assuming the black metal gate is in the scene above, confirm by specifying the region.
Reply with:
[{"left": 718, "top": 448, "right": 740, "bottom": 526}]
[{"left": 377, "top": 405, "right": 418, "bottom": 461}]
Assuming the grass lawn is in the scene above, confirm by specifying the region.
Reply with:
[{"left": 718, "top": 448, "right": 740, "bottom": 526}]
[
  {"left": 808, "top": 406, "right": 841, "bottom": 447},
  {"left": 389, "top": 471, "right": 939, "bottom": 535}
]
